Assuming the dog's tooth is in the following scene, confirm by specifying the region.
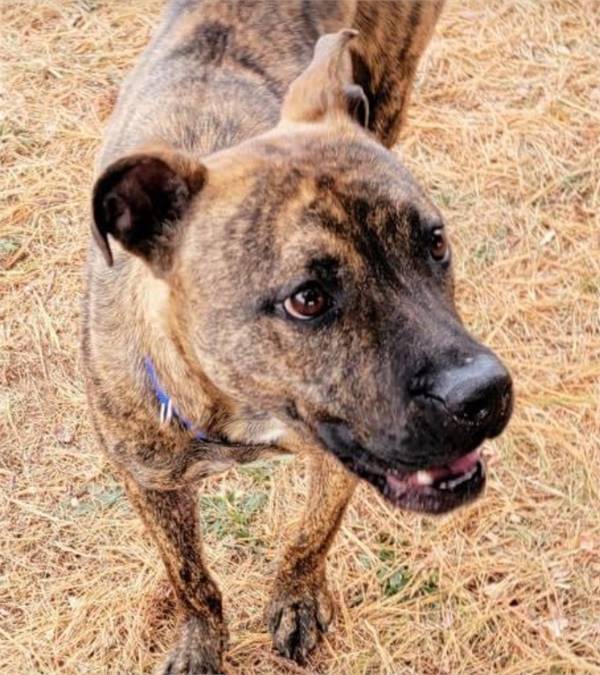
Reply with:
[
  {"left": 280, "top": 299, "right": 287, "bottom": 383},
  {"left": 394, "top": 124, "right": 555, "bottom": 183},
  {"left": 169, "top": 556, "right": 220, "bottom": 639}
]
[
  {"left": 457, "top": 466, "right": 477, "bottom": 484},
  {"left": 446, "top": 467, "right": 477, "bottom": 490},
  {"left": 437, "top": 464, "right": 480, "bottom": 492},
  {"left": 416, "top": 470, "right": 434, "bottom": 486},
  {"left": 465, "top": 465, "right": 477, "bottom": 480}
]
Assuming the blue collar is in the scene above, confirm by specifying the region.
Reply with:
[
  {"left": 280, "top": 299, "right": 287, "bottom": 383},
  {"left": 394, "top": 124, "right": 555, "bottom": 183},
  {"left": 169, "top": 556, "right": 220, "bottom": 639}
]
[{"left": 143, "top": 356, "right": 210, "bottom": 442}]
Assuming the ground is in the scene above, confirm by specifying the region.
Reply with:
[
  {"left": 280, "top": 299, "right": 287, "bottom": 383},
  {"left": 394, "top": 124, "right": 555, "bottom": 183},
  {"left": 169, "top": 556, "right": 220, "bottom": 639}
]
[{"left": 1, "top": 1, "right": 599, "bottom": 673}]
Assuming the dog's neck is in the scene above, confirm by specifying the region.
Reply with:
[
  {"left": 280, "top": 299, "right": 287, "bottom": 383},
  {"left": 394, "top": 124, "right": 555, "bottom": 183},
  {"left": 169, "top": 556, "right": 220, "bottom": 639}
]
[{"left": 136, "top": 270, "right": 290, "bottom": 448}]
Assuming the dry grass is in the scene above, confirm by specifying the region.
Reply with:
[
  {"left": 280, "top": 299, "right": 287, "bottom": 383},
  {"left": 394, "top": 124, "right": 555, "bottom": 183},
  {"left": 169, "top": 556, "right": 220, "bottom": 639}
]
[{"left": 1, "top": 0, "right": 599, "bottom": 673}]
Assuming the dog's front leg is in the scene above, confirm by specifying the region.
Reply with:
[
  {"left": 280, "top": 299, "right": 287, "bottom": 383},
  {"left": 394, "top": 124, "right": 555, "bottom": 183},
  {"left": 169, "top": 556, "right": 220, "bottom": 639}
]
[
  {"left": 123, "top": 475, "right": 228, "bottom": 675},
  {"left": 267, "top": 451, "right": 357, "bottom": 664}
]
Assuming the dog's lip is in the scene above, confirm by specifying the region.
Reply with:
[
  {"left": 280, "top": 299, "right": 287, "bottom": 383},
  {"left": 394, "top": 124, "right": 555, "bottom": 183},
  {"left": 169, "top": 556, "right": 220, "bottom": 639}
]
[{"left": 381, "top": 449, "right": 486, "bottom": 514}]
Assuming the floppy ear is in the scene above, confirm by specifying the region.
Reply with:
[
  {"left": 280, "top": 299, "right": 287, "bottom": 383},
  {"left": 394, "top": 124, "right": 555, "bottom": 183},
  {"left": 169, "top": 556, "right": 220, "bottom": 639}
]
[
  {"left": 91, "top": 147, "right": 206, "bottom": 272},
  {"left": 281, "top": 29, "right": 369, "bottom": 128}
]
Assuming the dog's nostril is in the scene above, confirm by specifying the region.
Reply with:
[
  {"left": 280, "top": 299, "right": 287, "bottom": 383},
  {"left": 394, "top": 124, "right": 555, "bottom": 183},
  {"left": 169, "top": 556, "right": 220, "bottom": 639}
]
[
  {"left": 458, "top": 389, "right": 494, "bottom": 424},
  {"left": 408, "top": 375, "right": 428, "bottom": 396}
]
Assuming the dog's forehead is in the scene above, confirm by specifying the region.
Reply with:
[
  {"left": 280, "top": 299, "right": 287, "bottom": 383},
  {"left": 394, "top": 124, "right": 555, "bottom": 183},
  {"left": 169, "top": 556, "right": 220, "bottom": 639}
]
[
  {"left": 264, "top": 137, "right": 442, "bottom": 249},
  {"left": 197, "top": 132, "right": 443, "bottom": 280},
  {"left": 208, "top": 128, "right": 415, "bottom": 193},
  {"left": 262, "top": 133, "right": 415, "bottom": 190},
  {"left": 215, "top": 132, "right": 434, "bottom": 214}
]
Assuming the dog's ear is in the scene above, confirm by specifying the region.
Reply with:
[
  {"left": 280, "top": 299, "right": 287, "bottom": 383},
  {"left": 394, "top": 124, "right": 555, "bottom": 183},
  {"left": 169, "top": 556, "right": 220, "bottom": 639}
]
[
  {"left": 91, "top": 147, "right": 206, "bottom": 272},
  {"left": 281, "top": 29, "right": 369, "bottom": 128}
]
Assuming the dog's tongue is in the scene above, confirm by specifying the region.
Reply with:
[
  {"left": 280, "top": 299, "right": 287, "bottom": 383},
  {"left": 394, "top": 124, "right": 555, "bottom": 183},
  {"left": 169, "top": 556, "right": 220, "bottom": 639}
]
[
  {"left": 388, "top": 449, "right": 481, "bottom": 490},
  {"left": 447, "top": 449, "right": 480, "bottom": 474},
  {"left": 416, "top": 449, "right": 480, "bottom": 483}
]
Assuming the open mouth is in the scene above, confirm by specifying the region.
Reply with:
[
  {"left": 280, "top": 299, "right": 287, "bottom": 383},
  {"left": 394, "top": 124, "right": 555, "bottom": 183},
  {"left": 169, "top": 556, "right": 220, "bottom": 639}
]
[
  {"left": 380, "top": 449, "right": 485, "bottom": 514},
  {"left": 314, "top": 420, "right": 488, "bottom": 515}
]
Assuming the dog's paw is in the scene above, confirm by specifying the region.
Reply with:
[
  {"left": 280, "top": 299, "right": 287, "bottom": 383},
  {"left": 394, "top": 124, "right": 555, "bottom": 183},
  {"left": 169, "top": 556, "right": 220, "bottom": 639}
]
[
  {"left": 266, "top": 578, "right": 334, "bottom": 664},
  {"left": 159, "top": 615, "right": 228, "bottom": 675}
]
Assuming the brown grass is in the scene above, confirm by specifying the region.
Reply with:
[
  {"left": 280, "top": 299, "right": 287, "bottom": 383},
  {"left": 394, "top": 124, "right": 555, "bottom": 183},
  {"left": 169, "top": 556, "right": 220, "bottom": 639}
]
[{"left": 1, "top": 1, "right": 599, "bottom": 673}]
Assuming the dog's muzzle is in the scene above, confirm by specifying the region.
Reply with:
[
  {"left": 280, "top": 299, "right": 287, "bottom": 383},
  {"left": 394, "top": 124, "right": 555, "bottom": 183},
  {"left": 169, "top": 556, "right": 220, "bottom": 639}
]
[{"left": 317, "top": 353, "right": 513, "bottom": 514}]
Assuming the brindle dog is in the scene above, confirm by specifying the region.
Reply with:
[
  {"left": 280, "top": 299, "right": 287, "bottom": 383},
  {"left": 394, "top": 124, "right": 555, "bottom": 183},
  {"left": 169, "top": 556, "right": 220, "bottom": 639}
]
[{"left": 83, "top": 1, "right": 513, "bottom": 672}]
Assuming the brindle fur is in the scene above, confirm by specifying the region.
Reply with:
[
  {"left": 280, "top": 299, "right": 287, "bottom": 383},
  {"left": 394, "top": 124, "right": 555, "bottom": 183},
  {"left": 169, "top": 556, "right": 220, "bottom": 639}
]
[{"left": 83, "top": 1, "right": 444, "bottom": 672}]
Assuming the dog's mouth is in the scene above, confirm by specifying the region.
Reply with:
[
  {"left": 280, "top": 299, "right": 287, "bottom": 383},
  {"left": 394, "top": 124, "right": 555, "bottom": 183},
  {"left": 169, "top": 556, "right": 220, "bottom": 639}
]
[
  {"left": 314, "top": 421, "right": 487, "bottom": 514},
  {"left": 319, "top": 431, "right": 486, "bottom": 514},
  {"left": 378, "top": 449, "right": 485, "bottom": 514}
]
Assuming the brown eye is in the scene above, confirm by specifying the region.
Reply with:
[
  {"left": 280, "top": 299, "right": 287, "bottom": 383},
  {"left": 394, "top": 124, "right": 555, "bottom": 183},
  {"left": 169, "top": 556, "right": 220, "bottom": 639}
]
[
  {"left": 283, "top": 282, "right": 329, "bottom": 320},
  {"left": 430, "top": 227, "right": 449, "bottom": 262}
]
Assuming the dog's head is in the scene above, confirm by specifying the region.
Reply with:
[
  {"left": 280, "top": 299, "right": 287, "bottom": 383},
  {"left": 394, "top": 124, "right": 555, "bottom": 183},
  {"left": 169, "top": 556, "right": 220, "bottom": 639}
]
[{"left": 92, "top": 31, "right": 513, "bottom": 514}]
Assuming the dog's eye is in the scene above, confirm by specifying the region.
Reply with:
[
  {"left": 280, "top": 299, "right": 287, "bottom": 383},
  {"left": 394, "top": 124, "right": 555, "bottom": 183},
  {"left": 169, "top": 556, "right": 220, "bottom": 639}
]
[
  {"left": 283, "top": 282, "right": 329, "bottom": 320},
  {"left": 429, "top": 227, "right": 449, "bottom": 262}
]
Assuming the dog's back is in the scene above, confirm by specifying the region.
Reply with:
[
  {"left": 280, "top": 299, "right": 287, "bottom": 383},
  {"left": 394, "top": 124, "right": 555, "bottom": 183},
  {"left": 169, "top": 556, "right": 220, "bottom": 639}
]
[{"left": 99, "top": 0, "right": 444, "bottom": 166}]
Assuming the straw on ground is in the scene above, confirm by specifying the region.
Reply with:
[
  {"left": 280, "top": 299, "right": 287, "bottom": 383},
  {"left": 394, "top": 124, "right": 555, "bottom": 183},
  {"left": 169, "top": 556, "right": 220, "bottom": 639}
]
[{"left": 1, "top": 1, "right": 599, "bottom": 673}]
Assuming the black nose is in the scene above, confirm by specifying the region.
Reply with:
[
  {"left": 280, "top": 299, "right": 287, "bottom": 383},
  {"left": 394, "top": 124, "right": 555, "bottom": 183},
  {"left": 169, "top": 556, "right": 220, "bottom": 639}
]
[{"left": 411, "top": 353, "right": 513, "bottom": 436}]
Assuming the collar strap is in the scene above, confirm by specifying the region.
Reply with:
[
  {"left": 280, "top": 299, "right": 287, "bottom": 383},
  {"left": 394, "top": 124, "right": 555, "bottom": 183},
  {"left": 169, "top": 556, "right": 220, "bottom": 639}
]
[{"left": 143, "top": 356, "right": 210, "bottom": 442}]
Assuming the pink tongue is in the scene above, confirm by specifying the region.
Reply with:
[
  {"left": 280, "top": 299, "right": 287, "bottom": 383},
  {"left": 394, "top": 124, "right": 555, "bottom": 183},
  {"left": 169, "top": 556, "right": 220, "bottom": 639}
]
[
  {"left": 448, "top": 449, "right": 480, "bottom": 473},
  {"left": 416, "top": 449, "right": 481, "bottom": 482},
  {"left": 387, "top": 450, "right": 482, "bottom": 492}
]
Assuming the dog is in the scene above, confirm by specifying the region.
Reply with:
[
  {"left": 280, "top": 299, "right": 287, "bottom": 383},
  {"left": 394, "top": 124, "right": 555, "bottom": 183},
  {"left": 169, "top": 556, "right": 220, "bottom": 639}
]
[{"left": 82, "top": 1, "right": 513, "bottom": 672}]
